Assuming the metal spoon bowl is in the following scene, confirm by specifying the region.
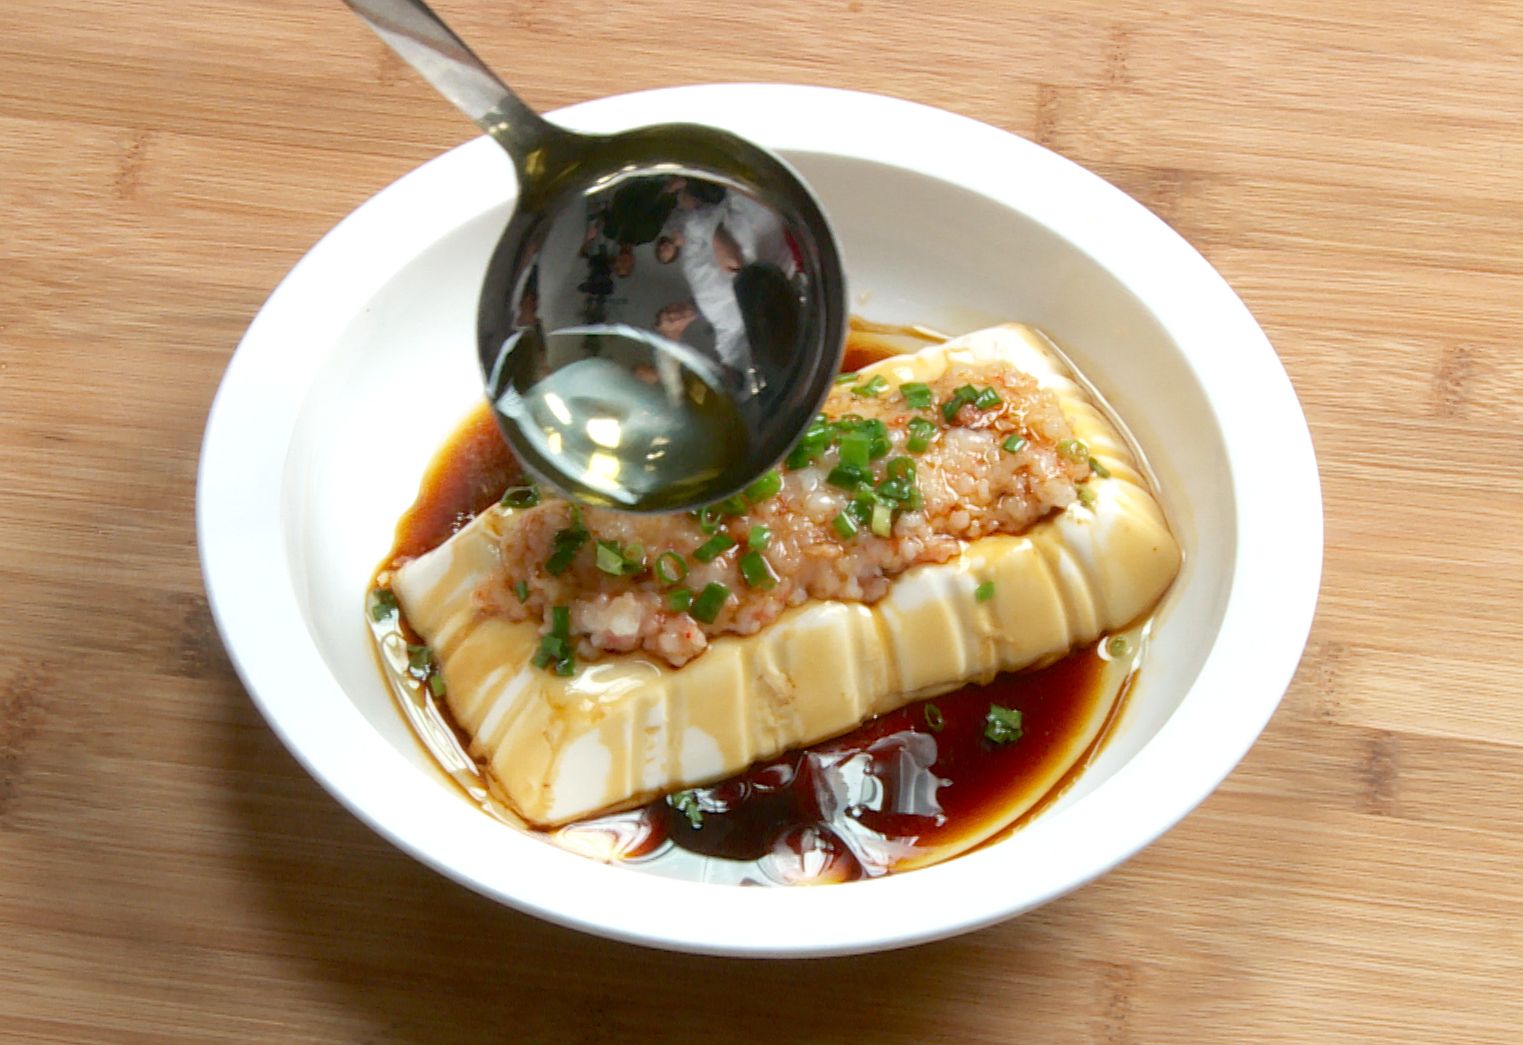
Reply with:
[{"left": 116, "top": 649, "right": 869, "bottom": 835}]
[{"left": 344, "top": 0, "right": 847, "bottom": 511}]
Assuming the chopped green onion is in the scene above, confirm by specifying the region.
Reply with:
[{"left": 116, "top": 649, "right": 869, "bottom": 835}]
[
  {"left": 975, "top": 581, "right": 996, "bottom": 602},
  {"left": 407, "top": 644, "right": 433, "bottom": 672},
  {"left": 739, "top": 550, "right": 779, "bottom": 590},
  {"left": 942, "top": 384, "right": 980, "bottom": 421},
  {"left": 924, "top": 704, "right": 945, "bottom": 732},
  {"left": 1076, "top": 483, "right": 1097, "bottom": 506},
  {"left": 837, "top": 429, "right": 872, "bottom": 469},
  {"left": 694, "top": 505, "right": 723, "bottom": 534},
  {"left": 669, "top": 789, "right": 704, "bottom": 829},
  {"left": 690, "top": 582, "right": 731, "bottom": 624},
  {"left": 1108, "top": 636, "right": 1131, "bottom": 657},
  {"left": 1057, "top": 439, "right": 1090, "bottom": 462},
  {"left": 900, "top": 382, "right": 933, "bottom": 409},
  {"left": 1001, "top": 434, "right": 1027, "bottom": 454},
  {"left": 693, "top": 532, "right": 736, "bottom": 563},
  {"left": 550, "top": 605, "right": 571, "bottom": 637},
  {"left": 904, "top": 487, "right": 924, "bottom": 511},
  {"left": 846, "top": 496, "right": 875, "bottom": 525},
  {"left": 984, "top": 704, "right": 1024, "bottom": 744},
  {"left": 748, "top": 525, "right": 771, "bottom": 550},
  {"left": 369, "top": 588, "right": 397, "bottom": 622},
  {"left": 906, "top": 417, "right": 937, "bottom": 453},
  {"left": 886, "top": 456, "right": 916, "bottom": 482},
  {"left": 826, "top": 462, "right": 870, "bottom": 490},
  {"left": 786, "top": 418, "right": 831, "bottom": 469},
  {"left": 834, "top": 372, "right": 857, "bottom": 384},
  {"left": 532, "top": 615, "right": 574, "bottom": 677},
  {"left": 831, "top": 512, "right": 859, "bottom": 540},
  {"left": 863, "top": 419, "right": 892, "bottom": 459},
  {"left": 743, "top": 470, "right": 783, "bottom": 503},
  {"left": 513, "top": 580, "right": 530, "bottom": 602},
  {"left": 716, "top": 494, "right": 748, "bottom": 517},
  {"left": 668, "top": 587, "right": 693, "bottom": 612},
  {"left": 655, "top": 551, "right": 688, "bottom": 586},
  {"left": 545, "top": 539, "right": 584, "bottom": 572},
  {"left": 870, "top": 502, "right": 893, "bottom": 537},
  {"left": 545, "top": 514, "right": 589, "bottom": 574},
  {"left": 500, "top": 484, "right": 540, "bottom": 508},
  {"left": 590, "top": 539, "right": 645, "bottom": 577},
  {"left": 595, "top": 540, "right": 627, "bottom": 575},
  {"left": 1088, "top": 456, "right": 1112, "bottom": 479},
  {"left": 852, "top": 374, "right": 888, "bottom": 398},
  {"left": 877, "top": 477, "right": 913, "bottom": 503},
  {"left": 428, "top": 673, "right": 446, "bottom": 697},
  {"left": 972, "top": 386, "right": 1001, "bottom": 410}
]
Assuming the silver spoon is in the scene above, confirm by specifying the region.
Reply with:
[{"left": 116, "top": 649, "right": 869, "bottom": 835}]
[{"left": 343, "top": 0, "right": 847, "bottom": 511}]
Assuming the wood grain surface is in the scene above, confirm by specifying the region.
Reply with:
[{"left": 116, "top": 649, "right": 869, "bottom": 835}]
[{"left": 3, "top": 1, "right": 1521, "bottom": 1041}]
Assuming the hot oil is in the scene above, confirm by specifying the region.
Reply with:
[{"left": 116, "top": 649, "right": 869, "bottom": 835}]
[
  {"left": 492, "top": 327, "right": 750, "bottom": 509},
  {"left": 371, "top": 322, "right": 1144, "bottom": 884}
]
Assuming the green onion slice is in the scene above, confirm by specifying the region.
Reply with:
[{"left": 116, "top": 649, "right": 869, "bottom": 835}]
[
  {"left": 1057, "top": 439, "right": 1090, "bottom": 462},
  {"left": 369, "top": 588, "right": 398, "bottom": 622},
  {"left": 1088, "top": 456, "right": 1112, "bottom": 479},
  {"left": 1001, "top": 434, "right": 1027, "bottom": 454},
  {"left": 545, "top": 514, "right": 589, "bottom": 575},
  {"left": 984, "top": 704, "right": 1024, "bottom": 744},
  {"left": 500, "top": 484, "right": 540, "bottom": 508},
  {"left": 744, "top": 470, "right": 783, "bottom": 503},
  {"left": 975, "top": 581, "right": 996, "bottom": 602},
  {"left": 837, "top": 430, "right": 872, "bottom": 469},
  {"left": 669, "top": 790, "right": 704, "bottom": 829},
  {"left": 667, "top": 587, "right": 693, "bottom": 612},
  {"left": 852, "top": 374, "right": 888, "bottom": 398},
  {"left": 924, "top": 704, "right": 945, "bottom": 732},
  {"left": 595, "top": 540, "right": 627, "bottom": 575},
  {"left": 693, "top": 532, "right": 736, "bottom": 563},
  {"left": 972, "top": 386, "right": 1001, "bottom": 410},
  {"left": 906, "top": 417, "right": 937, "bottom": 453},
  {"left": 748, "top": 525, "right": 771, "bottom": 550},
  {"left": 655, "top": 551, "right": 688, "bottom": 586},
  {"left": 739, "top": 550, "right": 779, "bottom": 590},
  {"left": 870, "top": 502, "right": 893, "bottom": 538},
  {"left": 407, "top": 644, "right": 433, "bottom": 672},
  {"left": 831, "top": 512, "right": 859, "bottom": 540},
  {"left": 690, "top": 582, "right": 732, "bottom": 624},
  {"left": 900, "top": 382, "right": 933, "bottom": 409},
  {"left": 826, "top": 463, "right": 870, "bottom": 491},
  {"left": 513, "top": 580, "right": 530, "bottom": 603}
]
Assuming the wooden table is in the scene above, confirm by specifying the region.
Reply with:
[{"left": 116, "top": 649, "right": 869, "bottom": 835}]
[{"left": 4, "top": 1, "right": 1520, "bottom": 1041}]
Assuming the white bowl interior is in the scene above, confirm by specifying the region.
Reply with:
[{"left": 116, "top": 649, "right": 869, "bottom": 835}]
[{"left": 202, "top": 85, "right": 1319, "bottom": 957}]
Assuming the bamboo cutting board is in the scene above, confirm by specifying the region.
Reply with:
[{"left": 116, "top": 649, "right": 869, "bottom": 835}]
[{"left": 2, "top": 1, "right": 1521, "bottom": 1042}]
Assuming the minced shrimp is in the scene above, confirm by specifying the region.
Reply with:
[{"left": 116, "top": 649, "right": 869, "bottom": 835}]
[{"left": 477, "top": 360, "right": 1092, "bottom": 670}]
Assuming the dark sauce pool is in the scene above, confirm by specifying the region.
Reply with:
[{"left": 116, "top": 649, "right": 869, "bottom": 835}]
[{"left": 375, "top": 322, "right": 1140, "bottom": 884}]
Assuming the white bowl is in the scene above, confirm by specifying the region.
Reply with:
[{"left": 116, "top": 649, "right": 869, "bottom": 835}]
[{"left": 198, "top": 84, "right": 1321, "bottom": 957}]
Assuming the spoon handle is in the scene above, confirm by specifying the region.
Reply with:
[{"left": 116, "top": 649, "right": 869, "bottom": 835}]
[{"left": 341, "top": 0, "right": 565, "bottom": 168}]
